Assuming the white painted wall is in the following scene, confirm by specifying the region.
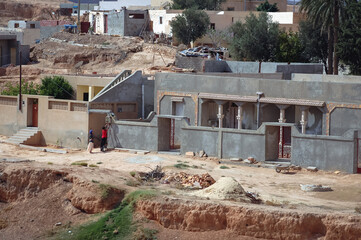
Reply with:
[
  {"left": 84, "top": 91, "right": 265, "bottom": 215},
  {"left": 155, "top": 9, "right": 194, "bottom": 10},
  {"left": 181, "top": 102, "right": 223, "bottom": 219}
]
[
  {"left": 149, "top": 10, "right": 178, "bottom": 35},
  {"left": 268, "top": 12, "right": 293, "bottom": 24},
  {"left": 97, "top": 0, "right": 151, "bottom": 10},
  {"left": 89, "top": 12, "right": 107, "bottom": 34}
]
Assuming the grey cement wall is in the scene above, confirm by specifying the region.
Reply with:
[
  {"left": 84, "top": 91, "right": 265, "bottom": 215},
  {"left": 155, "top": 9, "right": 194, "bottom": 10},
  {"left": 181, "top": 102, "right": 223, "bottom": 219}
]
[
  {"left": 292, "top": 74, "right": 361, "bottom": 83},
  {"left": 155, "top": 73, "right": 361, "bottom": 136},
  {"left": 159, "top": 95, "right": 195, "bottom": 125},
  {"left": 276, "top": 64, "right": 323, "bottom": 80},
  {"left": 292, "top": 129, "right": 358, "bottom": 173},
  {"left": 92, "top": 71, "right": 154, "bottom": 118},
  {"left": 40, "top": 25, "right": 65, "bottom": 40},
  {"left": 225, "top": 61, "right": 324, "bottom": 74},
  {"left": 175, "top": 55, "right": 204, "bottom": 72},
  {"left": 330, "top": 108, "right": 361, "bottom": 136},
  {"left": 180, "top": 123, "right": 266, "bottom": 160},
  {"left": 109, "top": 117, "right": 159, "bottom": 151},
  {"left": 108, "top": 11, "right": 123, "bottom": 36},
  {"left": 204, "top": 60, "right": 231, "bottom": 73},
  {"left": 124, "top": 10, "right": 148, "bottom": 36},
  {"left": 197, "top": 72, "right": 283, "bottom": 80}
]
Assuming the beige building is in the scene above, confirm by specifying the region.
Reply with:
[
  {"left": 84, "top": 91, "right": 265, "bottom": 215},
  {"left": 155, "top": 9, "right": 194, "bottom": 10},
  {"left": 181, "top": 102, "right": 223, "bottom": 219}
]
[{"left": 221, "top": 0, "right": 287, "bottom": 12}]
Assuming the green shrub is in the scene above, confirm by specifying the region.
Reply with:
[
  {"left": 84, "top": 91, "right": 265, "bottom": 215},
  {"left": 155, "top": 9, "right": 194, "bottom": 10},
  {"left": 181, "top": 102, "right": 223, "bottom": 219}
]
[
  {"left": 173, "top": 163, "right": 190, "bottom": 169},
  {"left": 71, "top": 162, "right": 88, "bottom": 167},
  {"left": 220, "top": 165, "right": 230, "bottom": 169}
]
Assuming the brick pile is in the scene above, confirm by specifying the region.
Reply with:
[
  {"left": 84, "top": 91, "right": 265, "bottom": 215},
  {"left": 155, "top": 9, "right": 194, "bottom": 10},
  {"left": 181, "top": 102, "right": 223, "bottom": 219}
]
[{"left": 162, "top": 172, "right": 215, "bottom": 188}]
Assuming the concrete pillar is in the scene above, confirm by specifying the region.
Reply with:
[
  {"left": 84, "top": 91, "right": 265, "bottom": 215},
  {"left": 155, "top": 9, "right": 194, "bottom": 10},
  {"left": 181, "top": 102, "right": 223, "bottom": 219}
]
[
  {"left": 234, "top": 102, "right": 245, "bottom": 130},
  {"left": 88, "top": 86, "right": 94, "bottom": 101},
  {"left": 215, "top": 100, "right": 226, "bottom": 128},
  {"left": 276, "top": 105, "right": 289, "bottom": 123},
  {"left": 300, "top": 107, "right": 309, "bottom": 134},
  {"left": 279, "top": 109, "right": 286, "bottom": 123},
  {"left": 217, "top": 104, "right": 224, "bottom": 128}
]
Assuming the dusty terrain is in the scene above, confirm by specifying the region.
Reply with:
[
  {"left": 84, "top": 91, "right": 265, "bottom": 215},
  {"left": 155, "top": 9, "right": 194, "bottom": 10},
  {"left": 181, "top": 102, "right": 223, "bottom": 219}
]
[
  {"left": 0, "top": 135, "right": 361, "bottom": 239},
  {"left": 0, "top": 0, "right": 73, "bottom": 27},
  {"left": 0, "top": 32, "right": 177, "bottom": 90}
]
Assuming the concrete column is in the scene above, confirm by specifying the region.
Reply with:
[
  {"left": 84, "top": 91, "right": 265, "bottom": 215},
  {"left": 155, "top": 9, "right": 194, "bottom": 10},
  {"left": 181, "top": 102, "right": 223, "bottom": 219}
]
[
  {"left": 234, "top": 102, "right": 245, "bottom": 130},
  {"left": 215, "top": 100, "right": 226, "bottom": 128},
  {"left": 300, "top": 107, "right": 309, "bottom": 134},
  {"left": 276, "top": 105, "right": 289, "bottom": 123},
  {"left": 88, "top": 86, "right": 94, "bottom": 101},
  {"left": 217, "top": 104, "right": 224, "bottom": 128},
  {"left": 279, "top": 109, "right": 286, "bottom": 123}
]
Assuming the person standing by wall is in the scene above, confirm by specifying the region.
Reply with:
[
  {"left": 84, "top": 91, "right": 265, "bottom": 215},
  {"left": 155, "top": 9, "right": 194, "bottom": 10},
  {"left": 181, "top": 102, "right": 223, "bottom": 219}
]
[
  {"left": 87, "top": 129, "right": 94, "bottom": 153},
  {"left": 100, "top": 124, "right": 109, "bottom": 152}
]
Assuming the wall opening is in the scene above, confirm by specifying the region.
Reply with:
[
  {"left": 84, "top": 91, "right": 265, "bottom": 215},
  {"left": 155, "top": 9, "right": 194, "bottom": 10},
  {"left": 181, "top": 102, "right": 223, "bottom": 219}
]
[{"left": 129, "top": 14, "right": 144, "bottom": 19}]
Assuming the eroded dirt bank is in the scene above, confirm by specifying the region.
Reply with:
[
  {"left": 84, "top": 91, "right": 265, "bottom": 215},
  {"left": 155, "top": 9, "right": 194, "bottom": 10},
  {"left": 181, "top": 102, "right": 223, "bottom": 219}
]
[
  {"left": 0, "top": 163, "right": 125, "bottom": 239},
  {"left": 136, "top": 197, "right": 361, "bottom": 240}
]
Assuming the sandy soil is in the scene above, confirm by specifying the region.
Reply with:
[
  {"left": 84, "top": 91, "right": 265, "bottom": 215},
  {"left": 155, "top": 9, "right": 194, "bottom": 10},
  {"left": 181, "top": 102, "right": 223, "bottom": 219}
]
[
  {"left": 1, "top": 136, "right": 361, "bottom": 214},
  {"left": 1, "top": 135, "right": 361, "bottom": 239}
]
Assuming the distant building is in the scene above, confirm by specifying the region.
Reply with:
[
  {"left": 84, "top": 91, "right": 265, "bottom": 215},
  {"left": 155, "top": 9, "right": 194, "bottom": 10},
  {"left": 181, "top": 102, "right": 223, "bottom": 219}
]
[
  {"left": 0, "top": 34, "right": 29, "bottom": 66},
  {"left": 89, "top": 9, "right": 149, "bottom": 36},
  {"left": 97, "top": 0, "right": 151, "bottom": 10}
]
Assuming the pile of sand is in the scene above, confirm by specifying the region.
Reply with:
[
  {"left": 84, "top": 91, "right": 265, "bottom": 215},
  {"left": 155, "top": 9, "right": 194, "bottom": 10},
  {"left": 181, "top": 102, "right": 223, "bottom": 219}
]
[{"left": 190, "top": 177, "right": 248, "bottom": 201}]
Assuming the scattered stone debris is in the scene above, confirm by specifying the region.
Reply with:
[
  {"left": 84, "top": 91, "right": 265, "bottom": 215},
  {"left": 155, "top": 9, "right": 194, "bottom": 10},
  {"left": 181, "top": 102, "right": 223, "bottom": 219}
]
[
  {"left": 230, "top": 158, "right": 242, "bottom": 162},
  {"left": 244, "top": 157, "right": 257, "bottom": 164},
  {"left": 199, "top": 150, "right": 207, "bottom": 158},
  {"left": 55, "top": 222, "right": 62, "bottom": 226},
  {"left": 300, "top": 184, "right": 333, "bottom": 192},
  {"left": 307, "top": 166, "right": 318, "bottom": 172},
  {"left": 334, "top": 171, "right": 341, "bottom": 174},
  {"left": 162, "top": 172, "right": 215, "bottom": 189},
  {"left": 275, "top": 164, "right": 302, "bottom": 173},
  {"left": 136, "top": 165, "right": 165, "bottom": 181},
  {"left": 190, "top": 177, "right": 262, "bottom": 203},
  {"left": 185, "top": 152, "right": 195, "bottom": 157}
]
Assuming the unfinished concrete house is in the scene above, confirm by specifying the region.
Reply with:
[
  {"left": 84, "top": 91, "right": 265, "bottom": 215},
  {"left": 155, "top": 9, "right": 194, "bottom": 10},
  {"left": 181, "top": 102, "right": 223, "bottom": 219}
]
[
  {"left": 0, "top": 70, "right": 154, "bottom": 149},
  {"left": 108, "top": 72, "right": 361, "bottom": 174},
  {"left": 89, "top": 9, "right": 149, "bottom": 36},
  {"left": 0, "top": 34, "right": 29, "bottom": 66}
]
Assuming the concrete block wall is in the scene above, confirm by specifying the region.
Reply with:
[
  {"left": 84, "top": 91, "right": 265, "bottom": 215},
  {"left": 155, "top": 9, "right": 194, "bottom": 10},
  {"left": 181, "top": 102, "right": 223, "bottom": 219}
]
[
  {"left": 175, "top": 55, "right": 205, "bottom": 72},
  {"left": 109, "top": 117, "right": 159, "bottom": 151},
  {"left": 292, "top": 129, "right": 358, "bottom": 173}
]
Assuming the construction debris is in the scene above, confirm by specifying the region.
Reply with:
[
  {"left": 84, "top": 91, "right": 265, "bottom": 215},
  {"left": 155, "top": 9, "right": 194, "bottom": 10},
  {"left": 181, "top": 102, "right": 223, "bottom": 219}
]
[
  {"left": 275, "top": 164, "right": 302, "bottom": 173},
  {"left": 307, "top": 166, "right": 318, "bottom": 172},
  {"left": 162, "top": 172, "right": 215, "bottom": 189},
  {"left": 190, "top": 177, "right": 262, "bottom": 203},
  {"left": 149, "top": 65, "right": 195, "bottom": 73},
  {"left": 300, "top": 184, "right": 333, "bottom": 192},
  {"left": 137, "top": 165, "right": 164, "bottom": 181},
  {"left": 185, "top": 152, "right": 195, "bottom": 157}
]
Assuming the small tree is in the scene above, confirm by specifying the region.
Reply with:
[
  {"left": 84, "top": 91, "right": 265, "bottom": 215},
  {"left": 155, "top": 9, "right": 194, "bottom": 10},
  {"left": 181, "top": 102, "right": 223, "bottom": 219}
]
[
  {"left": 337, "top": 0, "right": 361, "bottom": 75},
  {"left": 206, "top": 29, "right": 231, "bottom": 48},
  {"left": 298, "top": 20, "right": 329, "bottom": 72},
  {"left": 1, "top": 81, "right": 40, "bottom": 96},
  {"left": 170, "top": 9, "right": 210, "bottom": 46},
  {"left": 172, "top": 0, "right": 226, "bottom": 10},
  {"left": 257, "top": 0, "right": 279, "bottom": 12},
  {"left": 276, "top": 31, "right": 305, "bottom": 63},
  {"left": 229, "top": 12, "right": 279, "bottom": 72},
  {"left": 39, "top": 76, "right": 74, "bottom": 99}
]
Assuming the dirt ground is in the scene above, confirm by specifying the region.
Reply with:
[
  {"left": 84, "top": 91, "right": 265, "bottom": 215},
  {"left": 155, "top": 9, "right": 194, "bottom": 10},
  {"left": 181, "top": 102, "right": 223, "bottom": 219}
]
[{"left": 1, "top": 134, "right": 361, "bottom": 239}]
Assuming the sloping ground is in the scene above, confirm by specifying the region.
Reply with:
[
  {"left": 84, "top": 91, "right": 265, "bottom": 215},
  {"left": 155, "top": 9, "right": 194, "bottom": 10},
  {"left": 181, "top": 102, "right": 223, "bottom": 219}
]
[
  {"left": 136, "top": 197, "right": 361, "bottom": 240},
  {"left": 0, "top": 162, "right": 125, "bottom": 239},
  {"left": 0, "top": 0, "right": 74, "bottom": 27}
]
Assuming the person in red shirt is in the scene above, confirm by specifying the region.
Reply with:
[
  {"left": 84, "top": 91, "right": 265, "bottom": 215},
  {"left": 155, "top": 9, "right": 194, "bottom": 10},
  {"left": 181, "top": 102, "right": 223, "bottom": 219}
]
[{"left": 100, "top": 124, "right": 109, "bottom": 152}]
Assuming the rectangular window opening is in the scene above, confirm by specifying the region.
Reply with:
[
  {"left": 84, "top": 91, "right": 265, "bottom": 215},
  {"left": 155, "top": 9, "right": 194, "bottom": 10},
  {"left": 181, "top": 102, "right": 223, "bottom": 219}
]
[{"left": 129, "top": 14, "right": 144, "bottom": 19}]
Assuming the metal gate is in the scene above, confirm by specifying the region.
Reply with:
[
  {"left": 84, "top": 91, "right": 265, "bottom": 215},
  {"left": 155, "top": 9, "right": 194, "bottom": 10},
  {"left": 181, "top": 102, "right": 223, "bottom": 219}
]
[{"left": 278, "top": 126, "right": 291, "bottom": 159}]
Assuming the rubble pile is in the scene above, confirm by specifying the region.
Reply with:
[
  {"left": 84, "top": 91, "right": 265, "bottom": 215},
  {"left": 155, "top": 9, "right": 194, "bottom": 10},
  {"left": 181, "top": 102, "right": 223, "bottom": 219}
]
[
  {"left": 191, "top": 177, "right": 262, "bottom": 203},
  {"left": 162, "top": 172, "right": 215, "bottom": 189}
]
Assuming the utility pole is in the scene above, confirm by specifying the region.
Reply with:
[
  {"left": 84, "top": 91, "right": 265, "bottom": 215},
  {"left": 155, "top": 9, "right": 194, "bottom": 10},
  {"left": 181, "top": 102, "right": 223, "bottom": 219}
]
[
  {"left": 77, "top": 0, "right": 81, "bottom": 33},
  {"left": 19, "top": 51, "right": 22, "bottom": 111}
]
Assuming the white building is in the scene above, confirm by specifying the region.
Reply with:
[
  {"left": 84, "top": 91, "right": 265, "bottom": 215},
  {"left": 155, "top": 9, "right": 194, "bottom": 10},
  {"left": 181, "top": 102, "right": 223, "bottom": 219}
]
[{"left": 96, "top": 0, "right": 151, "bottom": 10}]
